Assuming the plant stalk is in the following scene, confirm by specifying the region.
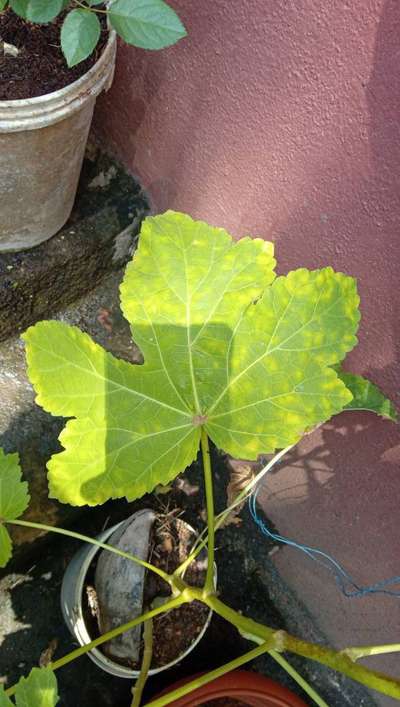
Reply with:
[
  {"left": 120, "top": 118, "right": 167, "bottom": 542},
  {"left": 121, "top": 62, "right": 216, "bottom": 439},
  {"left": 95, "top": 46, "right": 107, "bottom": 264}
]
[
  {"left": 132, "top": 619, "right": 153, "bottom": 707},
  {"left": 204, "top": 595, "right": 400, "bottom": 700},
  {"left": 175, "top": 444, "right": 292, "bottom": 578},
  {"left": 269, "top": 650, "right": 329, "bottom": 707},
  {"left": 342, "top": 643, "right": 400, "bottom": 662},
  {"left": 7, "top": 518, "right": 171, "bottom": 584},
  {"left": 5, "top": 596, "right": 185, "bottom": 699},
  {"left": 143, "top": 642, "right": 272, "bottom": 707},
  {"left": 200, "top": 429, "right": 215, "bottom": 594}
]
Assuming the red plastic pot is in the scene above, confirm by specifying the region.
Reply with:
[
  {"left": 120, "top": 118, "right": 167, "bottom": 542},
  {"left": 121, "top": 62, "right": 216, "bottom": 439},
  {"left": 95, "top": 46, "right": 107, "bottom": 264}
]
[{"left": 155, "top": 670, "right": 308, "bottom": 706}]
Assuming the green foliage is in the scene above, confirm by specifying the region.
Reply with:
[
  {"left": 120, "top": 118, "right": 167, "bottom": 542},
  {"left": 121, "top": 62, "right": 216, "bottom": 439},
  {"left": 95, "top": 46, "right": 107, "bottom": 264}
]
[
  {"left": 14, "top": 668, "right": 59, "bottom": 707},
  {"left": 25, "top": 211, "right": 363, "bottom": 507},
  {"left": 0, "top": 449, "right": 29, "bottom": 567},
  {"left": 9, "top": 0, "right": 64, "bottom": 23},
  {"left": 7, "top": 0, "right": 186, "bottom": 66},
  {"left": 0, "top": 689, "right": 13, "bottom": 707},
  {"left": 61, "top": 9, "right": 101, "bottom": 67},
  {"left": 109, "top": 0, "right": 187, "bottom": 50},
  {"left": 335, "top": 368, "right": 397, "bottom": 421}
]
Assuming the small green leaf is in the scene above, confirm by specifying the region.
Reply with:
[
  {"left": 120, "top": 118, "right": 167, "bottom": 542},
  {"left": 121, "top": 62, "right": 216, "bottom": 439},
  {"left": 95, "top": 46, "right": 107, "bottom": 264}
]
[
  {"left": 0, "top": 449, "right": 29, "bottom": 568},
  {"left": 0, "top": 1, "right": 9, "bottom": 12},
  {"left": 0, "top": 525, "right": 12, "bottom": 568},
  {"left": 335, "top": 368, "right": 397, "bottom": 421},
  {"left": 0, "top": 448, "right": 30, "bottom": 521},
  {"left": 10, "top": 0, "right": 64, "bottom": 23},
  {"left": 87, "top": 0, "right": 104, "bottom": 5},
  {"left": 15, "top": 667, "right": 59, "bottom": 707},
  {"left": 109, "top": 0, "right": 187, "bottom": 49},
  {"left": 61, "top": 9, "right": 101, "bottom": 67},
  {"left": 0, "top": 687, "right": 13, "bottom": 707}
]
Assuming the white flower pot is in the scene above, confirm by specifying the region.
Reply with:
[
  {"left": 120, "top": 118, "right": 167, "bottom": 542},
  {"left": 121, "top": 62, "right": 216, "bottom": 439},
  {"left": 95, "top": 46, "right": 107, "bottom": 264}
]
[
  {"left": 0, "top": 31, "right": 116, "bottom": 252},
  {"left": 61, "top": 514, "right": 214, "bottom": 679}
]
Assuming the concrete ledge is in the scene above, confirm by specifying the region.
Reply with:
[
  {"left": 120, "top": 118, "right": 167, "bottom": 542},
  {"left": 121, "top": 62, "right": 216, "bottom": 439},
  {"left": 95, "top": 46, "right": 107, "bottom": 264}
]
[{"left": 0, "top": 149, "right": 148, "bottom": 342}]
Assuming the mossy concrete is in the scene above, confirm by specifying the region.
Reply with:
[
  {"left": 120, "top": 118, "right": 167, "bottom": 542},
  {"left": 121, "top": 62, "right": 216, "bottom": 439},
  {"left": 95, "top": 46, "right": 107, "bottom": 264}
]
[{"left": 0, "top": 147, "right": 148, "bottom": 342}]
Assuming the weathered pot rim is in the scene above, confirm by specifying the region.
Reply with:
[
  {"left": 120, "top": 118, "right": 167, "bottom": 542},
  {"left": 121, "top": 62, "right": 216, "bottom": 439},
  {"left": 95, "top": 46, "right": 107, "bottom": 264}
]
[
  {"left": 61, "top": 511, "right": 214, "bottom": 679},
  {"left": 0, "top": 30, "right": 116, "bottom": 131}
]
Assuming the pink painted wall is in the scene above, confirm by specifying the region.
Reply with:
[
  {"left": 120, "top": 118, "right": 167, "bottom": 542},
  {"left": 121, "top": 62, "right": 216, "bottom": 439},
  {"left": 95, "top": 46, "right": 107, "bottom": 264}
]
[{"left": 95, "top": 2, "right": 400, "bottom": 703}]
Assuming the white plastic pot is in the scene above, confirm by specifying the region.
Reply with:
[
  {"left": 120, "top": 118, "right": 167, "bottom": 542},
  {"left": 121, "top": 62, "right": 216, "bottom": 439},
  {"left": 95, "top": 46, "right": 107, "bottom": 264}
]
[
  {"left": 0, "top": 31, "right": 116, "bottom": 252},
  {"left": 61, "top": 516, "right": 214, "bottom": 679}
]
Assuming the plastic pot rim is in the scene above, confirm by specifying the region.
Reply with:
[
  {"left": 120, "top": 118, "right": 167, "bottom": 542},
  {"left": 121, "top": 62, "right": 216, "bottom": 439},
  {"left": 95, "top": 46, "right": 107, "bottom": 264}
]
[{"left": 154, "top": 669, "right": 309, "bottom": 706}]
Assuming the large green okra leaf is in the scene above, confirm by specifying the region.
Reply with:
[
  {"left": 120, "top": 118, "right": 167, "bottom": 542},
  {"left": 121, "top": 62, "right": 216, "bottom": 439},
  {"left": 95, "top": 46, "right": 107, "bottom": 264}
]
[{"left": 24, "top": 211, "right": 360, "bottom": 506}]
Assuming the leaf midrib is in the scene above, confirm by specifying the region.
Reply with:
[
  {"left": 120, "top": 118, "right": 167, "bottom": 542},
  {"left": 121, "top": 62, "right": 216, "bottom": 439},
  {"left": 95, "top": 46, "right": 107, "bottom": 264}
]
[{"left": 29, "top": 340, "right": 191, "bottom": 419}]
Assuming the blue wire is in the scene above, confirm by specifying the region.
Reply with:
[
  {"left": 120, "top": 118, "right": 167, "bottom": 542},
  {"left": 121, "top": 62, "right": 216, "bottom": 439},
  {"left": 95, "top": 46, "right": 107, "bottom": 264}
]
[{"left": 249, "top": 485, "right": 400, "bottom": 598}]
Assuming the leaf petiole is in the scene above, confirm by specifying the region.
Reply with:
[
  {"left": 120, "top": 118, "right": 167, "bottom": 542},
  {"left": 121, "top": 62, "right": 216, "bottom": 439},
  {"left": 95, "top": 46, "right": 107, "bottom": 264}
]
[{"left": 7, "top": 518, "right": 172, "bottom": 585}]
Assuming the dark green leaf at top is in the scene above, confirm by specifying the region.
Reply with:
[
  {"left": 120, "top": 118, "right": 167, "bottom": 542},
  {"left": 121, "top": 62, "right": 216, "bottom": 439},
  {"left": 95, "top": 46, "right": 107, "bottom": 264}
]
[
  {"left": 10, "top": 0, "right": 64, "bottom": 23},
  {"left": 61, "top": 9, "right": 101, "bottom": 67},
  {"left": 109, "top": 0, "right": 187, "bottom": 50}
]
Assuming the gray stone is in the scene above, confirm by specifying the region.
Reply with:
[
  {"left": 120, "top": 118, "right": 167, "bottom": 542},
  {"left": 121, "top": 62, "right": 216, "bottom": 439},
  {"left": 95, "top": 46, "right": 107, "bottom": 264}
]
[{"left": 94, "top": 509, "right": 155, "bottom": 664}]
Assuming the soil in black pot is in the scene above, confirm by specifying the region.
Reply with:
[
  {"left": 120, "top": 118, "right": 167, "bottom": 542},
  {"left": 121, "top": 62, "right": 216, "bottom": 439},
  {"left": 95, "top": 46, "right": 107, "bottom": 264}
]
[
  {"left": 83, "top": 511, "right": 210, "bottom": 670},
  {"left": 0, "top": 6, "right": 108, "bottom": 100}
]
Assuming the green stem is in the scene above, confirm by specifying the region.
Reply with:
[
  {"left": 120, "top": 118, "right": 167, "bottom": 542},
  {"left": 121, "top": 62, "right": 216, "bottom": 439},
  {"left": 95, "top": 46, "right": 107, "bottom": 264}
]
[
  {"left": 269, "top": 650, "right": 329, "bottom": 707},
  {"left": 5, "top": 595, "right": 185, "bottom": 699},
  {"left": 132, "top": 619, "right": 153, "bottom": 707},
  {"left": 342, "top": 643, "right": 400, "bottom": 662},
  {"left": 201, "top": 430, "right": 215, "bottom": 594},
  {"left": 205, "top": 596, "right": 400, "bottom": 700},
  {"left": 143, "top": 642, "right": 272, "bottom": 707},
  {"left": 175, "top": 445, "right": 292, "bottom": 578},
  {"left": 7, "top": 519, "right": 171, "bottom": 585},
  {"left": 73, "top": 0, "right": 108, "bottom": 12}
]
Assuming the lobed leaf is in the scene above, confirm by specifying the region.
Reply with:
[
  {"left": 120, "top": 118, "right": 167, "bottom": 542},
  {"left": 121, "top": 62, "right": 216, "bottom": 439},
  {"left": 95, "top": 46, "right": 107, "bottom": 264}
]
[
  {"left": 0, "top": 448, "right": 30, "bottom": 521},
  {"left": 109, "top": 0, "right": 187, "bottom": 49},
  {"left": 206, "top": 267, "right": 360, "bottom": 457},
  {"left": 9, "top": 0, "right": 64, "bottom": 23},
  {"left": 61, "top": 9, "right": 101, "bottom": 67},
  {"left": 24, "top": 322, "right": 200, "bottom": 505},
  {"left": 24, "top": 211, "right": 363, "bottom": 506},
  {"left": 14, "top": 667, "right": 59, "bottom": 707},
  {"left": 335, "top": 368, "right": 397, "bottom": 421},
  {"left": 0, "top": 448, "right": 29, "bottom": 568}
]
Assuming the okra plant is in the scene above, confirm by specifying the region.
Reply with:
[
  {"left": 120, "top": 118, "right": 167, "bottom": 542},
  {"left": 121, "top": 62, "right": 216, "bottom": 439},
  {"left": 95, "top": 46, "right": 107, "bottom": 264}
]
[
  {"left": 1, "top": 211, "right": 399, "bottom": 706},
  {"left": 0, "top": 0, "right": 186, "bottom": 67}
]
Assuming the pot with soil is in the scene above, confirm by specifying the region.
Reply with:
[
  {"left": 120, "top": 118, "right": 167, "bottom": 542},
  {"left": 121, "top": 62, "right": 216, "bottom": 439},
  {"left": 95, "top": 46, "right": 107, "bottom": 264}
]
[
  {"left": 155, "top": 670, "right": 308, "bottom": 706},
  {"left": 61, "top": 509, "right": 213, "bottom": 678},
  {"left": 0, "top": 8, "right": 116, "bottom": 252}
]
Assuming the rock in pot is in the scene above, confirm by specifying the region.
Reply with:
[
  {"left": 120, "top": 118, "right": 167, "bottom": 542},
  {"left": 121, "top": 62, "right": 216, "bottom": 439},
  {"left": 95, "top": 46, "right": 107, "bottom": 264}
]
[{"left": 94, "top": 508, "right": 155, "bottom": 665}]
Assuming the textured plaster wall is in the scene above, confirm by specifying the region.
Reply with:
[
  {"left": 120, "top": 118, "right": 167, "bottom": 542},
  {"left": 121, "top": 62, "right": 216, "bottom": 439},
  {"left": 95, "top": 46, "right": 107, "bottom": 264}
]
[{"left": 95, "top": 2, "right": 400, "bottom": 704}]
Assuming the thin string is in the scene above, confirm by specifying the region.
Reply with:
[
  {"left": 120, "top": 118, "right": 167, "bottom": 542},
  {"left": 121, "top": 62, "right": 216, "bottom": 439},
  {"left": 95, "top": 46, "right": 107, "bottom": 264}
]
[{"left": 249, "top": 485, "right": 400, "bottom": 598}]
